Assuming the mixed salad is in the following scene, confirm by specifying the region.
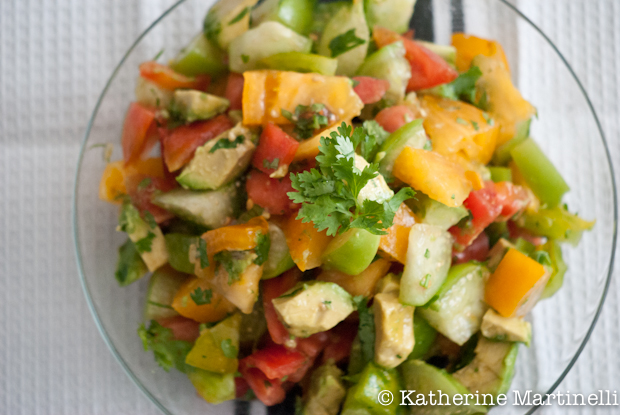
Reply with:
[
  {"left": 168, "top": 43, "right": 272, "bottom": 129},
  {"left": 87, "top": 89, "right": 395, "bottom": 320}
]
[{"left": 98, "top": 0, "right": 595, "bottom": 413}]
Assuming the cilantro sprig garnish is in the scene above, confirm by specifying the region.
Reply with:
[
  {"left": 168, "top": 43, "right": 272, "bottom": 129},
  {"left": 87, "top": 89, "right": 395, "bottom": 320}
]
[{"left": 288, "top": 122, "right": 415, "bottom": 236}]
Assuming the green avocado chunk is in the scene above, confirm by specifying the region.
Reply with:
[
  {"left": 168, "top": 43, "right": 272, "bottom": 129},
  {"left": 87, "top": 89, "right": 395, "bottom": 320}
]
[
  {"left": 302, "top": 362, "right": 347, "bottom": 415},
  {"left": 143, "top": 265, "right": 188, "bottom": 321},
  {"left": 172, "top": 90, "right": 230, "bottom": 123}
]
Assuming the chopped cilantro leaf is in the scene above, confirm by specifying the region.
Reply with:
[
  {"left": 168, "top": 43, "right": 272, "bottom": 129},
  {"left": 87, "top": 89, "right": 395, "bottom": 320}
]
[
  {"left": 420, "top": 274, "right": 431, "bottom": 288},
  {"left": 190, "top": 287, "right": 212, "bottom": 306},
  {"left": 471, "top": 120, "right": 479, "bottom": 131},
  {"left": 220, "top": 338, "right": 238, "bottom": 359},
  {"left": 423, "top": 140, "right": 433, "bottom": 151},
  {"left": 353, "top": 296, "right": 375, "bottom": 365},
  {"left": 351, "top": 78, "right": 360, "bottom": 88},
  {"left": 229, "top": 7, "right": 250, "bottom": 25},
  {"left": 214, "top": 250, "right": 253, "bottom": 285},
  {"left": 424, "top": 249, "right": 431, "bottom": 259},
  {"left": 323, "top": 300, "right": 332, "bottom": 309},
  {"left": 143, "top": 211, "right": 157, "bottom": 229},
  {"left": 209, "top": 135, "right": 245, "bottom": 153},
  {"left": 531, "top": 250, "right": 552, "bottom": 267},
  {"left": 282, "top": 103, "right": 330, "bottom": 140},
  {"left": 456, "top": 117, "right": 468, "bottom": 125},
  {"left": 329, "top": 29, "right": 366, "bottom": 58},
  {"left": 197, "top": 238, "right": 210, "bottom": 269},
  {"left": 138, "top": 178, "right": 152, "bottom": 190},
  {"left": 241, "top": 54, "right": 250, "bottom": 64},
  {"left": 482, "top": 112, "right": 494, "bottom": 126},
  {"left": 263, "top": 158, "right": 280, "bottom": 170},
  {"left": 278, "top": 285, "right": 304, "bottom": 299},
  {"left": 435, "top": 66, "right": 482, "bottom": 104},
  {"left": 359, "top": 120, "right": 389, "bottom": 161},
  {"left": 138, "top": 321, "right": 192, "bottom": 372},
  {"left": 135, "top": 231, "right": 156, "bottom": 253},
  {"left": 115, "top": 239, "right": 147, "bottom": 286},
  {"left": 253, "top": 232, "right": 271, "bottom": 266}
]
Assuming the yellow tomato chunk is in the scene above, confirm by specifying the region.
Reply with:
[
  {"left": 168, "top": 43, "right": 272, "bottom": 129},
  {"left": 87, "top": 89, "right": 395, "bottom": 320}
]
[
  {"left": 451, "top": 33, "right": 510, "bottom": 73},
  {"left": 317, "top": 258, "right": 391, "bottom": 298}
]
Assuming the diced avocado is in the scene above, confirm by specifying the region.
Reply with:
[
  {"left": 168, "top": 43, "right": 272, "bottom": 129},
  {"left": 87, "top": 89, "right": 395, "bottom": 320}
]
[
  {"left": 302, "top": 362, "right": 347, "bottom": 415},
  {"left": 115, "top": 239, "right": 148, "bottom": 287},
  {"left": 486, "top": 238, "right": 515, "bottom": 271},
  {"left": 400, "top": 360, "right": 488, "bottom": 414},
  {"left": 187, "top": 368, "right": 235, "bottom": 404},
  {"left": 164, "top": 233, "right": 199, "bottom": 275},
  {"left": 117, "top": 202, "right": 168, "bottom": 272},
  {"left": 406, "top": 191, "right": 469, "bottom": 231},
  {"left": 364, "top": 0, "right": 417, "bottom": 35},
  {"left": 272, "top": 281, "right": 355, "bottom": 337},
  {"left": 453, "top": 337, "right": 518, "bottom": 398},
  {"left": 203, "top": 0, "right": 259, "bottom": 50},
  {"left": 355, "top": 155, "right": 394, "bottom": 205},
  {"left": 417, "top": 41, "right": 457, "bottom": 66},
  {"left": 170, "top": 33, "right": 227, "bottom": 77},
  {"left": 375, "top": 119, "right": 427, "bottom": 182},
  {"left": 185, "top": 313, "right": 242, "bottom": 374},
  {"left": 408, "top": 312, "right": 437, "bottom": 360},
  {"left": 419, "top": 263, "right": 489, "bottom": 346},
  {"left": 172, "top": 90, "right": 230, "bottom": 123},
  {"left": 176, "top": 124, "right": 255, "bottom": 191},
  {"left": 135, "top": 76, "right": 173, "bottom": 109},
  {"left": 318, "top": 0, "right": 369, "bottom": 76},
  {"left": 357, "top": 41, "right": 411, "bottom": 102},
  {"left": 373, "top": 287, "right": 414, "bottom": 369},
  {"left": 321, "top": 228, "right": 381, "bottom": 276},
  {"left": 228, "top": 21, "right": 313, "bottom": 73},
  {"left": 481, "top": 309, "right": 531, "bottom": 346},
  {"left": 374, "top": 272, "right": 400, "bottom": 296},
  {"left": 399, "top": 224, "right": 452, "bottom": 307},
  {"left": 239, "top": 299, "right": 267, "bottom": 351},
  {"left": 342, "top": 362, "right": 402, "bottom": 415},
  {"left": 262, "top": 222, "right": 295, "bottom": 279},
  {"left": 260, "top": 52, "right": 338, "bottom": 76},
  {"left": 251, "top": 0, "right": 316, "bottom": 35},
  {"left": 154, "top": 184, "right": 240, "bottom": 229},
  {"left": 143, "top": 265, "right": 188, "bottom": 320}
]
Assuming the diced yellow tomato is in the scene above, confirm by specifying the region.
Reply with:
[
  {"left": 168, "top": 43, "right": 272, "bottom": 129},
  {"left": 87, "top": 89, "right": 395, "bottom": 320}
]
[
  {"left": 420, "top": 95, "right": 499, "bottom": 165},
  {"left": 485, "top": 248, "right": 549, "bottom": 318},
  {"left": 451, "top": 33, "right": 510, "bottom": 73},
  {"left": 393, "top": 147, "right": 473, "bottom": 207},
  {"left": 294, "top": 122, "right": 350, "bottom": 162},
  {"left": 317, "top": 258, "right": 391, "bottom": 298},
  {"left": 99, "top": 161, "right": 127, "bottom": 204},
  {"left": 203, "top": 216, "right": 269, "bottom": 257},
  {"left": 473, "top": 55, "right": 536, "bottom": 146},
  {"left": 242, "top": 70, "right": 363, "bottom": 126},
  {"left": 172, "top": 277, "right": 237, "bottom": 323},
  {"left": 283, "top": 215, "right": 333, "bottom": 272},
  {"left": 185, "top": 313, "right": 241, "bottom": 374},
  {"left": 379, "top": 203, "right": 419, "bottom": 264},
  {"left": 124, "top": 157, "right": 165, "bottom": 179},
  {"left": 464, "top": 170, "right": 484, "bottom": 191}
]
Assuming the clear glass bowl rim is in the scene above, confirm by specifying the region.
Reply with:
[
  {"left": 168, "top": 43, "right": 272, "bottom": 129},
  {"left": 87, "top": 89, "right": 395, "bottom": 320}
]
[{"left": 71, "top": 1, "right": 619, "bottom": 414}]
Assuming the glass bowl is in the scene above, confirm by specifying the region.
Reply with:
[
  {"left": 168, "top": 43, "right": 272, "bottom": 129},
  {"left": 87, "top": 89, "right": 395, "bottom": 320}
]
[{"left": 73, "top": 0, "right": 617, "bottom": 414}]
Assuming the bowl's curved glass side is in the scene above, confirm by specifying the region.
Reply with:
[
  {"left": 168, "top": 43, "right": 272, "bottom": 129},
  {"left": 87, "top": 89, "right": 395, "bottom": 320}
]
[{"left": 73, "top": 1, "right": 616, "bottom": 415}]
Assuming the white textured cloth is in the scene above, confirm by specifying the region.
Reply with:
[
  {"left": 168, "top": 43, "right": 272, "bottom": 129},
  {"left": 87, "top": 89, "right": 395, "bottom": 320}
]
[{"left": 0, "top": 0, "right": 618, "bottom": 414}]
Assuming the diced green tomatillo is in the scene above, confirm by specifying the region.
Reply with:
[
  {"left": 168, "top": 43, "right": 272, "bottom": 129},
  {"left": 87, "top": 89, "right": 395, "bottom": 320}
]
[
  {"left": 135, "top": 77, "right": 172, "bottom": 109},
  {"left": 203, "top": 0, "right": 259, "bottom": 50},
  {"left": 153, "top": 183, "right": 241, "bottom": 229},
  {"left": 171, "top": 90, "right": 230, "bottom": 124},
  {"left": 318, "top": 0, "right": 369, "bottom": 76},
  {"left": 115, "top": 239, "right": 148, "bottom": 287},
  {"left": 407, "top": 312, "right": 437, "bottom": 360},
  {"left": 176, "top": 124, "right": 255, "bottom": 190},
  {"left": 272, "top": 281, "right": 355, "bottom": 337},
  {"left": 400, "top": 224, "right": 452, "bottom": 307},
  {"left": 453, "top": 337, "right": 519, "bottom": 399},
  {"left": 516, "top": 205, "right": 595, "bottom": 246},
  {"left": 405, "top": 192, "right": 469, "bottom": 230},
  {"left": 251, "top": 0, "right": 316, "bottom": 35},
  {"left": 357, "top": 41, "right": 411, "bottom": 103},
  {"left": 117, "top": 202, "right": 168, "bottom": 272},
  {"left": 302, "top": 362, "right": 347, "bottom": 415},
  {"left": 513, "top": 237, "right": 535, "bottom": 256},
  {"left": 187, "top": 368, "right": 236, "bottom": 404},
  {"left": 375, "top": 119, "right": 426, "bottom": 181},
  {"left": 488, "top": 166, "right": 512, "bottom": 183},
  {"left": 540, "top": 239, "right": 567, "bottom": 299},
  {"left": 143, "top": 265, "right": 188, "bottom": 320},
  {"left": 259, "top": 52, "right": 338, "bottom": 76},
  {"left": 185, "top": 313, "right": 242, "bottom": 374},
  {"left": 170, "top": 33, "right": 227, "bottom": 77},
  {"left": 416, "top": 41, "right": 457, "bottom": 66},
  {"left": 228, "top": 21, "right": 313, "bottom": 73},
  {"left": 491, "top": 118, "right": 531, "bottom": 165},
  {"left": 510, "top": 137, "right": 569, "bottom": 207},
  {"left": 419, "top": 263, "right": 489, "bottom": 346},
  {"left": 480, "top": 309, "right": 531, "bottom": 346},
  {"left": 341, "top": 362, "right": 402, "bottom": 415},
  {"left": 321, "top": 228, "right": 381, "bottom": 276},
  {"left": 364, "top": 0, "right": 417, "bottom": 34},
  {"left": 400, "top": 360, "right": 488, "bottom": 414},
  {"left": 262, "top": 222, "right": 295, "bottom": 280},
  {"left": 164, "top": 233, "right": 199, "bottom": 274}
]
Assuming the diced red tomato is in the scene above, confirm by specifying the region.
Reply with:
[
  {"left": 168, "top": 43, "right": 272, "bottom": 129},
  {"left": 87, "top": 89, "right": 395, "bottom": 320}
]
[
  {"left": 121, "top": 103, "right": 158, "bottom": 166},
  {"left": 235, "top": 376, "right": 250, "bottom": 399},
  {"left": 450, "top": 182, "right": 502, "bottom": 250},
  {"left": 263, "top": 269, "right": 301, "bottom": 344},
  {"left": 125, "top": 174, "right": 178, "bottom": 223},
  {"left": 156, "top": 316, "right": 200, "bottom": 342},
  {"left": 374, "top": 105, "right": 416, "bottom": 133},
  {"left": 286, "top": 356, "right": 316, "bottom": 383},
  {"left": 252, "top": 124, "right": 300, "bottom": 176},
  {"left": 321, "top": 323, "right": 357, "bottom": 364},
  {"left": 243, "top": 344, "right": 308, "bottom": 380},
  {"left": 139, "top": 61, "right": 210, "bottom": 91},
  {"left": 494, "top": 181, "right": 530, "bottom": 221},
  {"left": 225, "top": 73, "right": 245, "bottom": 111},
  {"left": 239, "top": 362, "right": 286, "bottom": 406},
  {"left": 161, "top": 114, "right": 234, "bottom": 172},
  {"left": 246, "top": 170, "right": 299, "bottom": 215},
  {"left": 295, "top": 332, "right": 330, "bottom": 359},
  {"left": 452, "top": 231, "right": 489, "bottom": 264},
  {"left": 352, "top": 76, "right": 390, "bottom": 104},
  {"left": 373, "top": 26, "right": 458, "bottom": 91}
]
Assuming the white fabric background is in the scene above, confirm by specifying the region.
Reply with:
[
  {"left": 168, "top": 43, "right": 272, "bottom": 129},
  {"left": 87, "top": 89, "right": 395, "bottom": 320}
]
[{"left": 0, "top": 0, "right": 618, "bottom": 414}]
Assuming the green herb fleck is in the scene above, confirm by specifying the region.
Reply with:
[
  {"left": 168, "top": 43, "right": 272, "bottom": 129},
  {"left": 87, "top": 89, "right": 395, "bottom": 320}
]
[
  {"left": 282, "top": 103, "right": 330, "bottom": 140},
  {"left": 229, "top": 7, "right": 250, "bottom": 25},
  {"left": 456, "top": 117, "right": 468, "bottom": 126},
  {"left": 353, "top": 296, "right": 375, "bottom": 365},
  {"left": 424, "top": 249, "right": 431, "bottom": 259},
  {"left": 482, "top": 112, "right": 494, "bottom": 126},
  {"left": 135, "top": 231, "right": 156, "bottom": 253},
  {"left": 420, "top": 274, "right": 431, "bottom": 288},
  {"left": 214, "top": 250, "right": 253, "bottom": 285},
  {"left": 190, "top": 287, "right": 213, "bottom": 306},
  {"left": 263, "top": 158, "right": 280, "bottom": 170},
  {"left": 143, "top": 211, "right": 157, "bottom": 229},
  {"left": 323, "top": 300, "right": 332, "bottom": 309},
  {"left": 196, "top": 238, "right": 209, "bottom": 268},
  {"left": 241, "top": 54, "right": 250, "bottom": 64},
  {"left": 138, "top": 321, "right": 192, "bottom": 372},
  {"left": 329, "top": 29, "right": 366, "bottom": 58},
  {"left": 471, "top": 120, "right": 479, "bottom": 131},
  {"left": 253, "top": 232, "right": 271, "bottom": 266},
  {"left": 210, "top": 135, "right": 244, "bottom": 153},
  {"left": 435, "top": 66, "right": 482, "bottom": 103},
  {"left": 220, "top": 339, "right": 238, "bottom": 359}
]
